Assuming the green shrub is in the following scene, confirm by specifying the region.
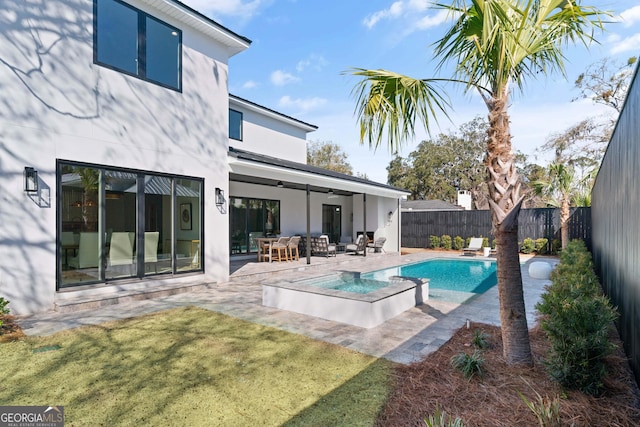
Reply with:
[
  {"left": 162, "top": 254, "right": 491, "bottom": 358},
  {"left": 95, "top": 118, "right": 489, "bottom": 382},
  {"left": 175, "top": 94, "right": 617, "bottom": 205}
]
[
  {"left": 0, "top": 297, "right": 9, "bottom": 331},
  {"left": 521, "top": 238, "right": 535, "bottom": 254},
  {"left": 453, "top": 236, "right": 465, "bottom": 251},
  {"left": 430, "top": 235, "right": 441, "bottom": 249},
  {"left": 472, "top": 329, "right": 490, "bottom": 349},
  {"left": 551, "top": 239, "right": 561, "bottom": 254},
  {"left": 535, "top": 240, "right": 619, "bottom": 396},
  {"left": 534, "top": 238, "right": 548, "bottom": 254},
  {"left": 481, "top": 237, "right": 489, "bottom": 248},
  {"left": 451, "top": 350, "right": 484, "bottom": 380},
  {"left": 517, "top": 387, "right": 562, "bottom": 427},
  {"left": 492, "top": 239, "right": 497, "bottom": 249},
  {"left": 441, "top": 235, "right": 452, "bottom": 250},
  {"left": 424, "top": 406, "right": 466, "bottom": 427},
  {"left": 0, "top": 297, "right": 9, "bottom": 315}
]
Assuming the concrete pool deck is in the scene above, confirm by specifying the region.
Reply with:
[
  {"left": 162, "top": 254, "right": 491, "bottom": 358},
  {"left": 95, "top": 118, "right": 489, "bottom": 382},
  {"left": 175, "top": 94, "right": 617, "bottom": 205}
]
[{"left": 16, "top": 251, "right": 557, "bottom": 365}]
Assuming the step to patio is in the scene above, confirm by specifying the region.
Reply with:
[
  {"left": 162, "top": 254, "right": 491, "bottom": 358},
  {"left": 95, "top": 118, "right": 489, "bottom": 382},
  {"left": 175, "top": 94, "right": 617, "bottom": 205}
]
[{"left": 54, "top": 281, "right": 216, "bottom": 314}]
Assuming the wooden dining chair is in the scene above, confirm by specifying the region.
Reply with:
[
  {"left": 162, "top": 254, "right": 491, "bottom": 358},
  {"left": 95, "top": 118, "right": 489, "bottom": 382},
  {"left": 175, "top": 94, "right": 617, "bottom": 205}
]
[{"left": 271, "top": 237, "right": 290, "bottom": 262}]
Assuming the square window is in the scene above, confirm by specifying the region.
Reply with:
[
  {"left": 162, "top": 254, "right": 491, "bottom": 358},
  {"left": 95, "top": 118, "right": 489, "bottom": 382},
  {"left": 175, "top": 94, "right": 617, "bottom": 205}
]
[{"left": 94, "top": 0, "right": 182, "bottom": 91}]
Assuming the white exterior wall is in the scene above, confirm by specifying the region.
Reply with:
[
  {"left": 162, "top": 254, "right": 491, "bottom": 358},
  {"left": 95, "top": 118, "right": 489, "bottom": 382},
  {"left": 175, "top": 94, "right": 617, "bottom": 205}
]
[
  {"left": 229, "top": 100, "right": 309, "bottom": 163},
  {"left": 352, "top": 194, "right": 399, "bottom": 252},
  {"left": 0, "top": 0, "right": 235, "bottom": 314}
]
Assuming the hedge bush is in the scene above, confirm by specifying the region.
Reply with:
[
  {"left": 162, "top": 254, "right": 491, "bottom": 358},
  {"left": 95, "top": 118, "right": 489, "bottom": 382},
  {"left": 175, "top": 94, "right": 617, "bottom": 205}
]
[
  {"left": 521, "top": 238, "right": 535, "bottom": 254},
  {"left": 453, "top": 236, "right": 465, "bottom": 251},
  {"left": 535, "top": 240, "right": 619, "bottom": 396},
  {"left": 429, "top": 235, "right": 441, "bottom": 249},
  {"left": 535, "top": 238, "right": 548, "bottom": 254},
  {"left": 441, "top": 235, "right": 452, "bottom": 250}
]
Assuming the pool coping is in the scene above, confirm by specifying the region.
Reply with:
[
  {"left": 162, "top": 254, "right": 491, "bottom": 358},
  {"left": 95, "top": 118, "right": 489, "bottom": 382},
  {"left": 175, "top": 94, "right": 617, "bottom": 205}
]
[{"left": 262, "top": 271, "right": 429, "bottom": 303}]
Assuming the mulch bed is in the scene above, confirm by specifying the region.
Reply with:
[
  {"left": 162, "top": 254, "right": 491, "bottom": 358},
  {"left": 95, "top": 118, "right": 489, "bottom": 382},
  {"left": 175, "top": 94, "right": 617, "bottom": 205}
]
[
  {"left": 376, "top": 323, "right": 640, "bottom": 426},
  {"left": 0, "top": 315, "right": 26, "bottom": 343}
]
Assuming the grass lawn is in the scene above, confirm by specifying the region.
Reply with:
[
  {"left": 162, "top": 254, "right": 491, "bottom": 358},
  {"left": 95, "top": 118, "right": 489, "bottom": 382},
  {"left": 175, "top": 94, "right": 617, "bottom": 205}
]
[{"left": 0, "top": 307, "right": 392, "bottom": 426}]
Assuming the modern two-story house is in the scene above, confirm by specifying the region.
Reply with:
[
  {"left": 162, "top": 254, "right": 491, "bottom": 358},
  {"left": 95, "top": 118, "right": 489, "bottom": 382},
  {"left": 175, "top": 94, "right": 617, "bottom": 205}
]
[{"left": 0, "top": 0, "right": 408, "bottom": 315}]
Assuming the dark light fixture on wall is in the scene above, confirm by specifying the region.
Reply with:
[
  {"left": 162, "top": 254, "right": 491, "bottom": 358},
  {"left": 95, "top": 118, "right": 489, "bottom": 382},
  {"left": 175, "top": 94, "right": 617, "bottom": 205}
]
[
  {"left": 277, "top": 181, "right": 284, "bottom": 188},
  {"left": 24, "top": 167, "right": 38, "bottom": 192},
  {"left": 215, "top": 187, "right": 225, "bottom": 206}
]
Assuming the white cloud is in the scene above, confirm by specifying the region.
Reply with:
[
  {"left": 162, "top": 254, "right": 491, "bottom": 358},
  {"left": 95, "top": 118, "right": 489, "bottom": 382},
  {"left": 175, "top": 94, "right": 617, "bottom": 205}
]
[
  {"left": 363, "top": 1, "right": 404, "bottom": 29},
  {"left": 242, "top": 80, "right": 258, "bottom": 89},
  {"left": 619, "top": 5, "right": 640, "bottom": 27},
  {"left": 296, "top": 54, "right": 328, "bottom": 72},
  {"left": 610, "top": 33, "right": 640, "bottom": 54},
  {"left": 278, "top": 96, "right": 327, "bottom": 112},
  {"left": 270, "top": 70, "right": 300, "bottom": 86},
  {"left": 413, "top": 9, "right": 449, "bottom": 31}
]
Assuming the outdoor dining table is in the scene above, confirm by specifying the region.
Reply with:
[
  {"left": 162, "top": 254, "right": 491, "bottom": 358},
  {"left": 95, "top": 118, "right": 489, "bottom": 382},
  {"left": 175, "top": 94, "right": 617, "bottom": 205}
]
[{"left": 256, "top": 237, "right": 278, "bottom": 262}]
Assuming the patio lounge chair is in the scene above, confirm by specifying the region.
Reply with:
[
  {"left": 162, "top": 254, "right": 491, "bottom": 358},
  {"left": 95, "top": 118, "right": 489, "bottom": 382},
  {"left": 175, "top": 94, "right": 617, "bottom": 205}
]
[
  {"left": 315, "top": 235, "right": 336, "bottom": 257},
  {"left": 463, "top": 238, "right": 484, "bottom": 256},
  {"left": 367, "top": 237, "right": 387, "bottom": 253},
  {"left": 345, "top": 235, "right": 366, "bottom": 255}
]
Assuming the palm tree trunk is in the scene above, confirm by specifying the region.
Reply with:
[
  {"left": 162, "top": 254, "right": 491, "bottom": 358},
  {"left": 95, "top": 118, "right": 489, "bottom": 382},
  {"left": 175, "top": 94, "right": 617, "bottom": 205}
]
[
  {"left": 486, "top": 95, "right": 532, "bottom": 366},
  {"left": 560, "top": 195, "right": 570, "bottom": 249}
]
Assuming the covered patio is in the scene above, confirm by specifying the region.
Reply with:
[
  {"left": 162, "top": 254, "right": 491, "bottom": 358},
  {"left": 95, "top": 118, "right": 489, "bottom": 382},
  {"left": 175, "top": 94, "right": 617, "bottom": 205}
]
[{"left": 228, "top": 147, "right": 409, "bottom": 263}]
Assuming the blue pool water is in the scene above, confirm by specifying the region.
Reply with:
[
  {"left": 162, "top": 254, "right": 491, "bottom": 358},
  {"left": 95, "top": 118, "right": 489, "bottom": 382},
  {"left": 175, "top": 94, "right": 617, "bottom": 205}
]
[
  {"left": 300, "top": 259, "right": 497, "bottom": 303},
  {"left": 301, "top": 276, "right": 390, "bottom": 294},
  {"left": 362, "top": 259, "right": 497, "bottom": 294}
]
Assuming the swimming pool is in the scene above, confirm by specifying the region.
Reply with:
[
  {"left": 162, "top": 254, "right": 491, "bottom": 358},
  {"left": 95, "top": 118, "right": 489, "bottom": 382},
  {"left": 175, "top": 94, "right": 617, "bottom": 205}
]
[{"left": 362, "top": 258, "right": 497, "bottom": 303}]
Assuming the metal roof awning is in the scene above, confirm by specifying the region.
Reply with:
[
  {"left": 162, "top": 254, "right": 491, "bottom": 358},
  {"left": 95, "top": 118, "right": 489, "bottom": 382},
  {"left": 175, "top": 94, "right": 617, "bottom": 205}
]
[{"left": 228, "top": 148, "right": 410, "bottom": 198}]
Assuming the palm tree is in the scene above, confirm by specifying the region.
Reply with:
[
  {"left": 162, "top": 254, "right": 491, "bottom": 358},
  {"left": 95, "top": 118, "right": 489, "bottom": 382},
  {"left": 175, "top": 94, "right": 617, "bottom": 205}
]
[
  {"left": 348, "top": 0, "right": 609, "bottom": 365},
  {"left": 533, "top": 163, "right": 575, "bottom": 249},
  {"left": 534, "top": 162, "right": 595, "bottom": 249}
]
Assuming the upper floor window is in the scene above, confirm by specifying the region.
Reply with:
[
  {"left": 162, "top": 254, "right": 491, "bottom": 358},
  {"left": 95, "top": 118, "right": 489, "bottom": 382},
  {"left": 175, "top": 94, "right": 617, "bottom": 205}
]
[
  {"left": 229, "top": 109, "right": 243, "bottom": 140},
  {"left": 94, "top": 0, "right": 182, "bottom": 91}
]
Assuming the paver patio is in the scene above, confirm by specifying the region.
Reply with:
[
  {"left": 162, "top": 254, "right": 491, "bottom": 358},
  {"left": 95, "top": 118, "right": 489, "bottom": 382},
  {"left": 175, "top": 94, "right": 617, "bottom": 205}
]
[{"left": 17, "top": 251, "right": 555, "bottom": 364}]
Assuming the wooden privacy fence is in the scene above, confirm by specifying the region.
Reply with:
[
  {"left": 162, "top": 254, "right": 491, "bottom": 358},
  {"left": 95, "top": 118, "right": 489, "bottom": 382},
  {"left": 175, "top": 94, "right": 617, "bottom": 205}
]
[{"left": 401, "top": 207, "right": 591, "bottom": 251}]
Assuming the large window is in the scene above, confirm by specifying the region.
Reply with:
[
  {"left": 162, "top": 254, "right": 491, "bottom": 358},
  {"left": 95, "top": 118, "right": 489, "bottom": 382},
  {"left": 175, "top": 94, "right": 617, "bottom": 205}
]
[
  {"left": 230, "top": 197, "right": 279, "bottom": 254},
  {"left": 94, "top": 0, "right": 182, "bottom": 90},
  {"left": 229, "top": 109, "right": 243, "bottom": 140},
  {"left": 58, "top": 161, "right": 203, "bottom": 288}
]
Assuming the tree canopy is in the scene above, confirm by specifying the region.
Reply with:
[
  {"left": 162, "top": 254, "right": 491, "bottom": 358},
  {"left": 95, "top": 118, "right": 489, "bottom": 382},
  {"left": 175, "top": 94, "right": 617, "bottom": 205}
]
[{"left": 307, "top": 140, "right": 353, "bottom": 175}]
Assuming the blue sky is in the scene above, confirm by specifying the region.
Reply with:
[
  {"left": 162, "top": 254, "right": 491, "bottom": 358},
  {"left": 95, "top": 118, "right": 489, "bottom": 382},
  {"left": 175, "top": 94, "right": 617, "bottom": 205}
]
[{"left": 183, "top": 0, "right": 640, "bottom": 184}]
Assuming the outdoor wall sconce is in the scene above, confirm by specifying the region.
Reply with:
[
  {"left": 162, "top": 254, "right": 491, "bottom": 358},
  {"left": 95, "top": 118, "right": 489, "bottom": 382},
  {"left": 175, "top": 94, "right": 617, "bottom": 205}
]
[
  {"left": 328, "top": 189, "right": 334, "bottom": 196},
  {"left": 277, "top": 181, "right": 284, "bottom": 188},
  {"left": 388, "top": 210, "right": 393, "bottom": 220},
  {"left": 215, "top": 187, "right": 225, "bottom": 206},
  {"left": 24, "top": 167, "right": 38, "bottom": 192}
]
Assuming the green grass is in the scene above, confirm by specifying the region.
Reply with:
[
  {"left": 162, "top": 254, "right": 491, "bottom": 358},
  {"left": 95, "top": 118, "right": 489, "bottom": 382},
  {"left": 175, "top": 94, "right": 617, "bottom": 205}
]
[{"left": 0, "top": 307, "right": 392, "bottom": 426}]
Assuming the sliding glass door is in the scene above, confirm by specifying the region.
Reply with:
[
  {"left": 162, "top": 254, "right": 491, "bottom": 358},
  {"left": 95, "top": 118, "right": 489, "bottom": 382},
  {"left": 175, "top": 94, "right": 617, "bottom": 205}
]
[
  {"left": 230, "top": 197, "right": 280, "bottom": 254},
  {"left": 58, "top": 161, "right": 203, "bottom": 288}
]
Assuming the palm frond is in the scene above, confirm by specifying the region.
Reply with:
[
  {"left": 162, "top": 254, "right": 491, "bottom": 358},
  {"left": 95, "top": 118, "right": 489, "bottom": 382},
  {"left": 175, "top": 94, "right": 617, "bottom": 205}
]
[{"left": 347, "top": 69, "right": 451, "bottom": 153}]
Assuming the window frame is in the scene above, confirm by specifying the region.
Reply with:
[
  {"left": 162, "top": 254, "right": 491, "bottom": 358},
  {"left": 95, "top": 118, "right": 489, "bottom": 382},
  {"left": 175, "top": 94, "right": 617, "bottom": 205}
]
[
  {"left": 229, "top": 109, "right": 243, "bottom": 141},
  {"left": 56, "top": 160, "right": 204, "bottom": 290},
  {"left": 93, "top": 0, "right": 183, "bottom": 92}
]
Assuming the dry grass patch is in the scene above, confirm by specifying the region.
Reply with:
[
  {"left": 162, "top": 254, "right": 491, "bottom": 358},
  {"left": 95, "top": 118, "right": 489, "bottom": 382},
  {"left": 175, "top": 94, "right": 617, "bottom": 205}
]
[{"left": 0, "top": 307, "right": 392, "bottom": 426}]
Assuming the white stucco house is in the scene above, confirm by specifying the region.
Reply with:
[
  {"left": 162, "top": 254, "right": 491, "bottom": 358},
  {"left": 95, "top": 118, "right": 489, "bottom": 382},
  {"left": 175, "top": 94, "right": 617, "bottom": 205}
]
[{"left": 0, "top": 0, "right": 409, "bottom": 315}]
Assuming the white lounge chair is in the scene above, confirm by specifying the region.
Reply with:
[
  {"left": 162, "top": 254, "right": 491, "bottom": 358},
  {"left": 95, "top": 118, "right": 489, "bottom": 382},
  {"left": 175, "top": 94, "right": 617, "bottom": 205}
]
[{"left": 463, "top": 238, "right": 484, "bottom": 256}]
